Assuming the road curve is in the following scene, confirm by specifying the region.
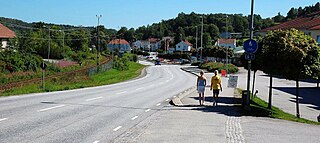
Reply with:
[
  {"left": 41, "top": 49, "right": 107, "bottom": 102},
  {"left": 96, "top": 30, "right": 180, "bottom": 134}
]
[{"left": 0, "top": 64, "right": 195, "bottom": 143}]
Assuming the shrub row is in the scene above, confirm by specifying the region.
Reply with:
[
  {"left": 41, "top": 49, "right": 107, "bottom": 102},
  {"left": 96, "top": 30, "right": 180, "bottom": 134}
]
[{"left": 199, "top": 62, "right": 239, "bottom": 74}]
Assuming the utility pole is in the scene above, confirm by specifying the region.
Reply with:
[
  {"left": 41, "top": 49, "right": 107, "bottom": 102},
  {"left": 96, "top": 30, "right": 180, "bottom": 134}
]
[
  {"left": 196, "top": 26, "right": 198, "bottom": 60},
  {"left": 48, "top": 27, "right": 51, "bottom": 61},
  {"left": 200, "top": 15, "right": 203, "bottom": 61},
  {"left": 246, "top": 0, "right": 255, "bottom": 106},
  {"left": 96, "top": 14, "right": 102, "bottom": 66}
]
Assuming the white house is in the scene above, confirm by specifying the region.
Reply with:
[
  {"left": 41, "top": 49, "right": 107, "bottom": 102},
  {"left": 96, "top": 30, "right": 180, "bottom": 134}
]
[
  {"left": 216, "top": 38, "right": 236, "bottom": 49},
  {"left": 132, "top": 40, "right": 143, "bottom": 50},
  {"left": 259, "top": 11, "right": 320, "bottom": 44},
  {"left": 141, "top": 38, "right": 161, "bottom": 52},
  {"left": 175, "top": 41, "right": 193, "bottom": 52},
  {"left": 0, "top": 23, "right": 16, "bottom": 50},
  {"left": 108, "top": 39, "right": 131, "bottom": 52}
]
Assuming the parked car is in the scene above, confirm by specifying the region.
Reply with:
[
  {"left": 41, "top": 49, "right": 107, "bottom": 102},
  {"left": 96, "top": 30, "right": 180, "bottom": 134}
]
[{"left": 155, "top": 60, "right": 161, "bottom": 65}]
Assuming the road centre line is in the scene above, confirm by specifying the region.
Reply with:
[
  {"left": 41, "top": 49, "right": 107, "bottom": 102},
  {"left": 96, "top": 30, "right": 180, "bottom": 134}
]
[
  {"left": 0, "top": 118, "right": 8, "bottom": 122},
  {"left": 113, "top": 126, "right": 122, "bottom": 131},
  {"left": 131, "top": 116, "right": 138, "bottom": 120},
  {"left": 135, "top": 87, "right": 143, "bottom": 91},
  {"left": 165, "top": 99, "right": 170, "bottom": 102},
  {"left": 116, "top": 91, "right": 127, "bottom": 95},
  {"left": 145, "top": 109, "right": 151, "bottom": 112},
  {"left": 156, "top": 103, "right": 161, "bottom": 106},
  {"left": 92, "top": 141, "right": 100, "bottom": 143},
  {"left": 85, "top": 97, "right": 103, "bottom": 101},
  {"left": 38, "top": 105, "right": 65, "bottom": 112}
]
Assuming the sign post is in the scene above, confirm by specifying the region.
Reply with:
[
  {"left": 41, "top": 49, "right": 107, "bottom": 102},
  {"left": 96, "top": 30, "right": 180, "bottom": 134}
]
[{"left": 243, "top": 0, "right": 257, "bottom": 108}]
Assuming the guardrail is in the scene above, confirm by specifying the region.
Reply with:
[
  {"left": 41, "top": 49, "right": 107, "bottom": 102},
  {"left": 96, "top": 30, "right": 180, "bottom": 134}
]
[{"left": 0, "top": 57, "right": 113, "bottom": 92}]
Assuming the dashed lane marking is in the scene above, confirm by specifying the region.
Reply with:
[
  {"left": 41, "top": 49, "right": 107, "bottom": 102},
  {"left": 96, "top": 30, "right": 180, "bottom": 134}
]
[
  {"left": 145, "top": 109, "right": 151, "bottom": 112},
  {"left": 135, "top": 87, "right": 143, "bottom": 90},
  {"left": 92, "top": 140, "right": 100, "bottom": 143},
  {"left": 156, "top": 103, "right": 161, "bottom": 106},
  {"left": 0, "top": 118, "right": 8, "bottom": 122},
  {"left": 38, "top": 105, "right": 65, "bottom": 112},
  {"left": 116, "top": 91, "right": 127, "bottom": 95},
  {"left": 85, "top": 97, "right": 103, "bottom": 101},
  {"left": 113, "top": 126, "right": 122, "bottom": 131},
  {"left": 131, "top": 116, "right": 138, "bottom": 120},
  {"left": 165, "top": 99, "right": 170, "bottom": 102}
]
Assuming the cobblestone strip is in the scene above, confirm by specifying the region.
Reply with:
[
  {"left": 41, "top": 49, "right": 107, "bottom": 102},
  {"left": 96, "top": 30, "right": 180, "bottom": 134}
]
[{"left": 226, "top": 115, "right": 246, "bottom": 143}]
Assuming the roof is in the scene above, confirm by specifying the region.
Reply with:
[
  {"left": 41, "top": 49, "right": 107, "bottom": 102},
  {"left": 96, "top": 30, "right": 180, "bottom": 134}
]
[
  {"left": 217, "top": 38, "right": 236, "bottom": 45},
  {"left": 183, "top": 40, "right": 193, "bottom": 46},
  {"left": 0, "top": 23, "right": 16, "bottom": 38},
  {"left": 108, "top": 39, "right": 129, "bottom": 44},
  {"left": 148, "top": 38, "right": 160, "bottom": 43},
  {"left": 261, "top": 13, "right": 320, "bottom": 32}
]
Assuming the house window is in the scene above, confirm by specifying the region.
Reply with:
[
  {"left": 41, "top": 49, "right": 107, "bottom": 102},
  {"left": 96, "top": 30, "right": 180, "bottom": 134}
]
[{"left": 317, "top": 35, "right": 320, "bottom": 45}]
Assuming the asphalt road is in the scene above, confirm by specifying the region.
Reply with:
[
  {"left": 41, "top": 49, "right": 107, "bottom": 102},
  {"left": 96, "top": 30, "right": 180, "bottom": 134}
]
[{"left": 0, "top": 63, "right": 195, "bottom": 143}]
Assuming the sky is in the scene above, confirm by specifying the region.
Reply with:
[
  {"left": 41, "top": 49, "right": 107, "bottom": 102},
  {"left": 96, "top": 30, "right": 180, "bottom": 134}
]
[{"left": 0, "top": 0, "right": 319, "bottom": 29}]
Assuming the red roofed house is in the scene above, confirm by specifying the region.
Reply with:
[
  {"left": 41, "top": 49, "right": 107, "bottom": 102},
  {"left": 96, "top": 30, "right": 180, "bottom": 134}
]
[
  {"left": 175, "top": 40, "right": 193, "bottom": 52},
  {"left": 260, "top": 11, "right": 320, "bottom": 44},
  {"left": 0, "top": 23, "right": 16, "bottom": 50},
  {"left": 108, "top": 39, "right": 131, "bottom": 52},
  {"left": 216, "top": 38, "right": 237, "bottom": 49}
]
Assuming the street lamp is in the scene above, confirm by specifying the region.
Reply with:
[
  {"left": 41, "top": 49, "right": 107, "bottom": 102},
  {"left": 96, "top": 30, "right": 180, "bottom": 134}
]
[
  {"left": 195, "top": 26, "right": 198, "bottom": 60},
  {"left": 226, "top": 14, "right": 229, "bottom": 77},
  {"left": 200, "top": 15, "right": 204, "bottom": 61}
]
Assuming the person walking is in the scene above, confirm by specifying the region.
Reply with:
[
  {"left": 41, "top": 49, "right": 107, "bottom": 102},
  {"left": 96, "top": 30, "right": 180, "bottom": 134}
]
[
  {"left": 197, "top": 70, "right": 206, "bottom": 106},
  {"left": 210, "top": 70, "right": 222, "bottom": 106}
]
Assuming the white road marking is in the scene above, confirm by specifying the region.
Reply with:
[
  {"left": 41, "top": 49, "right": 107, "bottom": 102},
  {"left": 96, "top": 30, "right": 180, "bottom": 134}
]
[
  {"left": 165, "top": 99, "right": 170, "bottom": 102},
  {"left": 116, "top": 91, "right": 127, "bottom": 95},
  {"left": 93, "top": 141, "right": 100, "bottom": 143},
  {"left": 131, "top": 116, "right": 138, "bottom": 120},
  {"left": 113, "top": 126, "right": 122, "bottom": 131},
  {"left": 156, "top": 103, "right": 161, "bottom": 106},
  {"left": 0, "top": 118, "right": 8, "bottom": 122},
  {"left": 135, "top": 87, "right": 143, "bottom": 91},
  {"left": 38, "top": 105, "right": 65, "bottom": 112},
  {"left": 85, "top": 97, "right": 103, "bottom": 101},
  {"left": 173, "top": 96, "right": 177, "bottom": 98},
  {"left": 145, "top": 109, "right": 151, "bottom": 112}
]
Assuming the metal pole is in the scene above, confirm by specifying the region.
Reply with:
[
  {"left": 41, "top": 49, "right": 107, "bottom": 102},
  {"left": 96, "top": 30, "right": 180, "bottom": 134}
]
[
  {"left": 196, "top": 26, "right": 198, "bottom": 60},
  {"left": 48, "top": 28, "right": 50, "bottom": 61},
  {"left": 42, "top": 62, "right": 45, "bottom": 91},
  {"left": 226, "top": 14, "right": 228, "bottom": 76},
  {"left": 246, "top": 0, "right": 255, "bottom": 106},
  {"left": 96, "top": 15, "right": 102, "bottom": 66},
  {"left": 200, "top": 16, "right": 203, "bottom": 61}
]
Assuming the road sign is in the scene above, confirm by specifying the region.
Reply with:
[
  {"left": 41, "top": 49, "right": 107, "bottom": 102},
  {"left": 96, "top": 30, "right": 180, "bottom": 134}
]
[
  {"left": 228, "top": 75, "right": 238, "bottom": 88},
  {"left": 244, "top": 39, "right": 258, "bottom": 54},
  {"left": 245, "top": 53, "right": 255, "bottom": 60},
  {"left": 40, "top": 63, "right": 47, "bottom": 69}
]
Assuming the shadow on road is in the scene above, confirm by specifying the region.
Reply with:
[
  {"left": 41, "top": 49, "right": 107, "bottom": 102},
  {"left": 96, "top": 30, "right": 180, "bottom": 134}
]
[{"left": 273, "top": 87, "right": 320, "bottom": 110}]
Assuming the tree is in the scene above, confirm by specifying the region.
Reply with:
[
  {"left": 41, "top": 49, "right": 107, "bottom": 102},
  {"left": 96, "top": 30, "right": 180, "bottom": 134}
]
[
  {"left": 273, "top": 12, "right": 285, "bottom": 23},
  {"left": 260, "top": 29, "right": 320, "bottom": 117},
  {"left": 287, "top": 8, "right": 298, "bottom": 20}
]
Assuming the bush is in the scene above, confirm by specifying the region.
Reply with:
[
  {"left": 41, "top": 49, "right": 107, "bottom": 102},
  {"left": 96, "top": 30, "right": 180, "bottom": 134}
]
[{"left": 199, "top": 62, "right": 239, "bottom": 74}]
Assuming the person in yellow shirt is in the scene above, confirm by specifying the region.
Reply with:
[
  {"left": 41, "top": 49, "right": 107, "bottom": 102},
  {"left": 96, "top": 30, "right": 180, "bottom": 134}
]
[{"left": 210, "top": 70, "right": 222, "bottom": 106}]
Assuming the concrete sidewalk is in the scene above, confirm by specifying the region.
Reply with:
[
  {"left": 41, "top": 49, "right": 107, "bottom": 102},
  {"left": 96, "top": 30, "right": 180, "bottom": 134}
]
[
  {"left": 133, "top": 71, "right": 246, "bottom": 143},
  {"left": 117, "top": 67, "right": 320, "bottom": 143}
]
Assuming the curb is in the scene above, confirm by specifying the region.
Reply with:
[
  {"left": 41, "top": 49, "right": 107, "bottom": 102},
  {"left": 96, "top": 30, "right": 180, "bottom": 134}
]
[
  {"left": 180, "top": 67, "right": 199, "bottom": 77},
  {"left": 170, "top": 86, "right": 196, "bottom": 106}
]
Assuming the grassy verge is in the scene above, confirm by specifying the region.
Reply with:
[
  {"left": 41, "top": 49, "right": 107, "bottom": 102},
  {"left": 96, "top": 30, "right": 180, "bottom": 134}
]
[
  {"left": 1, "top": 62, "right": 145, "bottom": 96},
  {"left": 239, "top": 89, "right": 320, "bottom": 125}
]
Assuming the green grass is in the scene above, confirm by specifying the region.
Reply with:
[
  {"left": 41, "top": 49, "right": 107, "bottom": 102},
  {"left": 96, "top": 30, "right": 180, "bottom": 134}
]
[
  {"left": 243, "top": 95, "right": 320, "bottom": 125},
  {"left": 0, "top": 62, "right": 145, "bottom": 96}
]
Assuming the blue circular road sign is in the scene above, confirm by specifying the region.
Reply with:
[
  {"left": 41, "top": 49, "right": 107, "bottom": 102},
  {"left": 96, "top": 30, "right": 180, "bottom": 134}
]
[{"left": 244, "top": 39, "right": 258, "bottom": 54}]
